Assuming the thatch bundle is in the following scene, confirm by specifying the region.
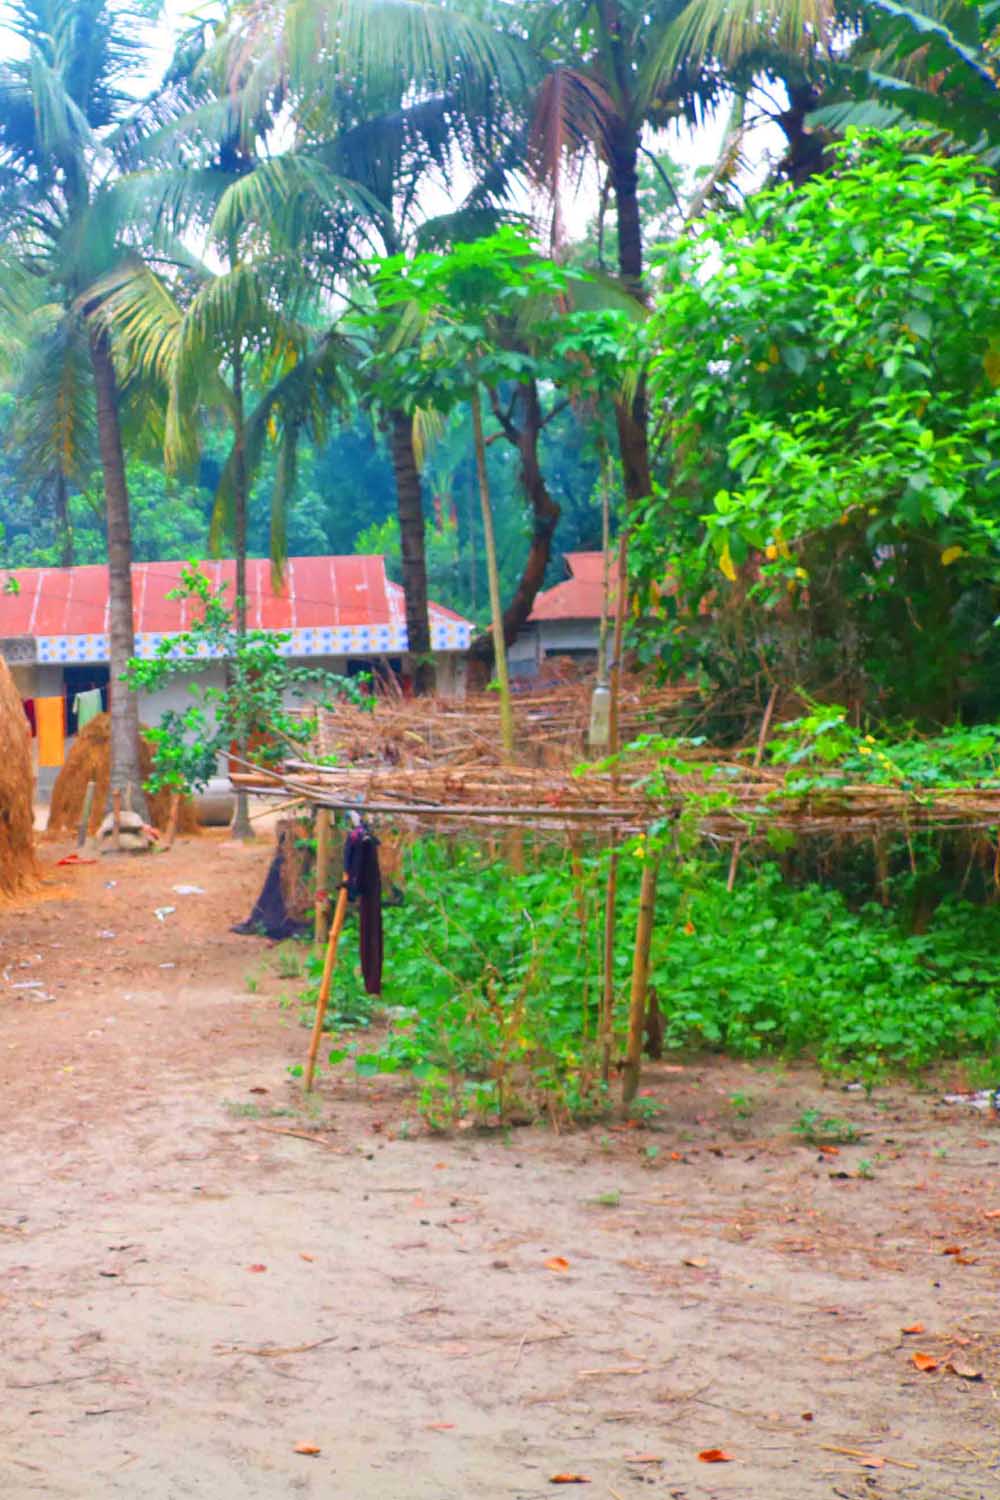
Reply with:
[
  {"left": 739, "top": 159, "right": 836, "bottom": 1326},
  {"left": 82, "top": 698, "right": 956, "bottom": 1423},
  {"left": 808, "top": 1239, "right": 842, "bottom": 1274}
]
[
  {"left": 0, "top": 658, "right": 38, "bottom": 896},
  {"left": 47, "top": 713, "right": 199, "bottom": 837}
]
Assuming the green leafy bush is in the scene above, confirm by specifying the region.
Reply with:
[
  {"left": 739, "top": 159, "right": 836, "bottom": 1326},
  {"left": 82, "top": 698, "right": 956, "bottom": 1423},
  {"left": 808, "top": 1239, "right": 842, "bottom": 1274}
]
[{"left": 302, "top": 840, "right": 1000, "bottom": 1121}]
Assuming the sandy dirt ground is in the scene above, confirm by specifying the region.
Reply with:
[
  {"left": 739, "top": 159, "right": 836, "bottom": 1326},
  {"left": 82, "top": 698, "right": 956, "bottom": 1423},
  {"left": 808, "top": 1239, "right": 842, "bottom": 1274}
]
[{"left": 1, "top": 833, "right": 999, "bottom": 1500}]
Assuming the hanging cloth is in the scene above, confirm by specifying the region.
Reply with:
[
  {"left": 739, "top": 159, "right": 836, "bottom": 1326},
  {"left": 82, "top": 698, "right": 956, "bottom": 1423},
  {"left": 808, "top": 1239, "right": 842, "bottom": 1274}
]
[
  {"left": 73, "top": 688, "right": 103, "bottom": 731},
  {"left": 343, "top": 826, "right": 383, "bottom": 995},
  {"left": 36, "top": 697, "right": 65, "bottom": 768}
]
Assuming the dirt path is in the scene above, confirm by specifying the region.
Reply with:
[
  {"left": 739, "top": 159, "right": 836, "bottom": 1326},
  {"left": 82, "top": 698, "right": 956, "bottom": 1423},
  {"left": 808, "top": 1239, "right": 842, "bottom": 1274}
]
[{"left": 1, "top": 837, "right": 999, "bottom": 1499}]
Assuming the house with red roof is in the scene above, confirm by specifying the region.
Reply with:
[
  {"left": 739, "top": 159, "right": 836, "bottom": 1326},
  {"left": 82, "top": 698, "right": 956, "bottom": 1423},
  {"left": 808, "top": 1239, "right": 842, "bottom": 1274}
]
[
  {"left": 509, "top": 551, "right": 617, "bottom": 678},
  {"left": 0, "top": 556, "right": 472, "bottom": 782}
]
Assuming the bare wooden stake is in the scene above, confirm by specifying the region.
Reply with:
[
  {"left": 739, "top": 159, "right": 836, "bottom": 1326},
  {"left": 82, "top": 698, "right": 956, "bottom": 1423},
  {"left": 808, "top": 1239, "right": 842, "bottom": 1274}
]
[
  {"left": 304, "top": 882, "right": 350, "bottom": 1093},
  {"left": 726, "top": 684, "right": 778, "bottom": 892},
  {"left": 622, "top": 856, "right": 660, "bottom": 1108},
  {"left": 313, "top": 809, "right": 331, "bottom": 946}
]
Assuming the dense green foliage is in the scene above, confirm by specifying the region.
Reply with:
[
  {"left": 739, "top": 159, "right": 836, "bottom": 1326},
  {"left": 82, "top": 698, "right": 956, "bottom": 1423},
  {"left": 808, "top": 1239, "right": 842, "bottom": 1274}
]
[
  {"left": 299, "top": 839, "right": 1000, "bottom": 1125},
  {"left": 634, "top": 132, "right": 1000, "bottom": 724}
]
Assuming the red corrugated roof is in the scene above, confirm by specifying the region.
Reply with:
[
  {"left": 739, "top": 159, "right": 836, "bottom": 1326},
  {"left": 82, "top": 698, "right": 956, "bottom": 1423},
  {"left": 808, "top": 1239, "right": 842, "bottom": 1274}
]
[
  {"left": 529, "top": 552, "right": 619, "bottom": 623},
  {"left": 0, "top": 556, "right": 410, "bottom": 636}
]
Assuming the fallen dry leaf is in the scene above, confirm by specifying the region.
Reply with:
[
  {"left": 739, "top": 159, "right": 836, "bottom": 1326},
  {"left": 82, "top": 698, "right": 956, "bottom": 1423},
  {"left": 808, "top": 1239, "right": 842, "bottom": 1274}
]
[
  {"left": 954, "top": 1255, "right": 979, "bottom": 1265},
  {"left": 682, "top": 1257, "right": 709, "bottom": 1269},
  {"left": 545, "top": 1257, "right": 570, "bottom": 1273},
  {"left": 549, "top": 1475, "right": 591, "bottom": 1485},
  {"left": 299, "top": 1253, "right": 315, "bottom": 1263},
  {"left": 911, "top": 1352, "right": 938, "bottom": 1372},
  {"left": 293, "top": 1443, "right": 320, "bottom": 1457},
  {"left": 901, "top": 1323, "right": 925, "bottom": 1335},
  {"left": 698, "top": 1449, "right": 733, "bottom": 1463},
  {"left": 859, "top": 1457, "right": 885, "bottom": 1470},
  {"left": 983, "top": 1209, "right": 1000, "bottom": 1219},
  {"left": 425, "top": 1422, "right": 456, "bottom": 1431},
  {"left": 945, "top": 1361, "right": 983, "bottom": 1381},
  {"left": 801, "top": 1413, "right": 813, "bottom": 1422},
  {"left": 941, "top": 1245, "right": 962, "bottom": 1256},
  {"left": 817, "top": 1145, "right": 840, "bottom": 1157},
  {"left": 247, "top": 1264, "right": 267, "bottom": 1274}
]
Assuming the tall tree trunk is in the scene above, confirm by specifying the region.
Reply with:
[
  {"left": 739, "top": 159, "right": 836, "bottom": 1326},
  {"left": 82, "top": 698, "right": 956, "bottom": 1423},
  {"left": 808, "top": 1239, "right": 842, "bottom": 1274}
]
[
  {"left": 230, "top": 343, "right": 253, "bottom": 841},
  {"left": 387, "top": 408, "right": 435, "bottom": 695},
  {"left": 608, "top": 116, "right": 652, "bottom": 508},
  {"left": 88, "top": 324, "right": 147, "bottom": 821},
  {"left": 469, "top": 380, "right": 561, "bottom": 664},
  {"left": 54, "top": 469, "right": 73, "bottom": 568}
]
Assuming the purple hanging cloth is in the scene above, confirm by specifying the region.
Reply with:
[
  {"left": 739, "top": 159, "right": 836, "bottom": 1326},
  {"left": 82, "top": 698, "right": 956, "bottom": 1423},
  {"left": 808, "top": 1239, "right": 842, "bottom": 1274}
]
[{"left": 343, "top": 826, "right": 383, "bottom": 995}]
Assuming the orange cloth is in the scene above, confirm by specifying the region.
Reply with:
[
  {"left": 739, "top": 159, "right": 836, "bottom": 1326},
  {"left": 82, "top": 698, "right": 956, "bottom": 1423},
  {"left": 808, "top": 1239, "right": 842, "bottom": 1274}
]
[{"left": 35, "top": 697, "right": 65, "bottom": 768}]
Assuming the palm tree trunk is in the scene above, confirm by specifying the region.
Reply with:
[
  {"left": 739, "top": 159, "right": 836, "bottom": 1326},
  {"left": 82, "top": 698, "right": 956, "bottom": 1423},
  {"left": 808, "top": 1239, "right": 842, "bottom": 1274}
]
[
  {"left": 608, "top": 117, "right": 652, "bottom": 507},
  {"left": 88, "top": 324, "right": 147, "bottom": 821},
  {"left": 469, "top": 380, "right": 560, "bottom": 665},
  {"left": 387, "top": 408, "right": 435, "bottom": 695},
  {"left": 230, "top": 343, "right": 253, "bottom": 841},
  {"left": 54, "top": 469, "right": 73, "bottom": 567}
]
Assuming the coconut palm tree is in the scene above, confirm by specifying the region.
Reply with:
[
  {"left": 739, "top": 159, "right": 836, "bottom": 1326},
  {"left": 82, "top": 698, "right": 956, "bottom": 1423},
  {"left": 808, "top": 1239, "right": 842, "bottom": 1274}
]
[
  {"left": 215, "top": 0, "right": 531, "bottom": 692},
  {"left": 0, "top": 0, "right": 171, "bottom": 817}
]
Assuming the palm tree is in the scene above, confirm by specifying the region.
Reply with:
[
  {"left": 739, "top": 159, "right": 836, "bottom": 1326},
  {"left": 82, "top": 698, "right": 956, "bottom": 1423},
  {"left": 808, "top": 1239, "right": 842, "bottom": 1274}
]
[
  {"left": 529, "top": 1, "right": 846, "bottom": 503},
  {"left": 216, "top": 0, "right": 530, "bottom": 692},
  {"left": 0, "top": 0, "right": 170, "bottom": 817},
  {"left": 94, "top": 32, "right": 363, "bottom": 831}
]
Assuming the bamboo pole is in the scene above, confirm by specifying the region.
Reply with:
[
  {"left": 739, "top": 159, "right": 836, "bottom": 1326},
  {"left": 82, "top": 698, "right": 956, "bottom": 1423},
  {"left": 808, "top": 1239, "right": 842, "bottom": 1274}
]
[
  {"left": 314, "top": 809, "right": 331, "bottom": 945},
  {"left": 725, "top": 684, "right": 779, "bottom": 893},
  {"left": 622, "top": 856, "right": 661, "bottom": 1108},
  {"left": 600, "top": 527, "right": 630, "bottom": 1083},
  {"left": 471, "top": 387, "right": 514, "bottom": 759},
  {"left": 471, "top": 384, "right": 521, "bottom": 872},
  {"left": 304, "top": 882, "right": 350, "bottom": 1094}
]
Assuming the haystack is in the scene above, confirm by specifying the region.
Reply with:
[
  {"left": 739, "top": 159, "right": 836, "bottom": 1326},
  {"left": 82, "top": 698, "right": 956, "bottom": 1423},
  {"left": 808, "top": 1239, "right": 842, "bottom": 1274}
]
[
  {"left": 0, "top": 658, "right": 38, "bottom": 896},
  {"left": 47, "top": 713, "right": 199, "bottom": 837}
]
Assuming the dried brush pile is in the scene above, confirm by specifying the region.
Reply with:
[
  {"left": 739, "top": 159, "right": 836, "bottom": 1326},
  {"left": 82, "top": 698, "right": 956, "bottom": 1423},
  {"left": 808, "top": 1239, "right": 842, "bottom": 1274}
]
[
  {"left": 0, "top": 658, "right": 38, "bottom": 896},
  {"left": 47, "top": 713, "right": 199, "bottom": 837}
]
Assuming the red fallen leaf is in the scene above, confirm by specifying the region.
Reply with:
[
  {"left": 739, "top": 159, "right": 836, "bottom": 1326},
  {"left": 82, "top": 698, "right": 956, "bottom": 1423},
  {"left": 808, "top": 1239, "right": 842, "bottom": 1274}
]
[
  {"left": 911, "top": 1352, "right": 938, "bottom": 1372},
  {"left": 300, "top": 1253, "right": 315, "bottom": 1263},
  {"left": 670, "top": 1152, "right": 684, "bottom": 1161},
  {"left": 698, "top": 1450, "right": 733, "bottom": 1463},
  {"left": 817, "top": 1145, "right": 840, "bottom": 1157},
  {"left": 545, "top": 1256, "right": 570, "bottom": 1272},
  {"left": 901, "top": 1322, "right": 925, "bottom": 1335},
  {"left": 293, "top": 1443, "right": 320, "bottom": 1456},
  {"left": 247, "top": 1264, "right": 267, "bottom": 1273},
  {"left": 801, "top": 1412, "right": 813, "bottom": 1422},
  {"left": 425, "top": 1422, "right": 455, "bottom": 1431},
  {"left": 941, "top": 1245, "right": 962, "bottom": 1256},
  {"left": 549, "top": 1475, "right": 591, "bottom": 1485}
]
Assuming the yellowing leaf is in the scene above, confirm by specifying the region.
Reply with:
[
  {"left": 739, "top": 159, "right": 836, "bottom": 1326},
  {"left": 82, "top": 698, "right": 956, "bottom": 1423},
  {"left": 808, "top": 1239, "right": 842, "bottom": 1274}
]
[
  {"left": 719, "top": 542, "right": 737, "bottom": 582},
  {"left": 941, "top": 546, "right": 963, "bottom": 567}
]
